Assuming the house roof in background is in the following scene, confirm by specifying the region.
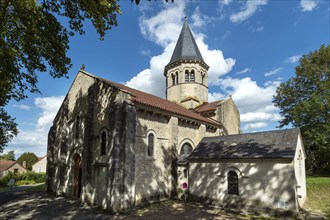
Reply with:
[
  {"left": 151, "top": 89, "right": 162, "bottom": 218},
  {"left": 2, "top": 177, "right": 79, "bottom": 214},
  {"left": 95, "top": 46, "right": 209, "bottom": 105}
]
[
  {"left": 189, "top": 128, "right": 301, "bottom": 160},
  {"left": 0, "top": 160, "right": 17, "bottom": 172}
]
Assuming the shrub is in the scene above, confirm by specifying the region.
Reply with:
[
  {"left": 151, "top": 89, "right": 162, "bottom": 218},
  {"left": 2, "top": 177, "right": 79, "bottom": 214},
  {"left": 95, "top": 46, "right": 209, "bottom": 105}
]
[
  {"left": 0, "top": 171, "right": 46, "bottom": 187},
  {"left": 25, "top": 172, "right": 46, "bottom": 183},
  {"left": 0, "top": 175, "right": 9, "bottom": 187},
  {"left": 15, "top": 180, "right": 36, "bottom": 186}
]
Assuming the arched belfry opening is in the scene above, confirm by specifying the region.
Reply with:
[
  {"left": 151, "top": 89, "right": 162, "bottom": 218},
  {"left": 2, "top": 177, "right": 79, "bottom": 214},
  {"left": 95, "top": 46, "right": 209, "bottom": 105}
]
[
  {"left": 164, "top": 19, "right": 209, "bottom": 109},
  {"left": 73, "top": 153, "right": 82, "bottom": 198}
]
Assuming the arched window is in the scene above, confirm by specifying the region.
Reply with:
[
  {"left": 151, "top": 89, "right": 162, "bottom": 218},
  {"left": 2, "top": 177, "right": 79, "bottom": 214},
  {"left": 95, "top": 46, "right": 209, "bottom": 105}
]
[
  {"left": 190, "top": 70, "right": 195, "bottom": 82},
  {"left": 172, "top": 74, "right": 175, "bottom": 85},
  {"left": 147, "top": 133, "right": 154, "bottom": 156},
  {"left": 185, "top": 70, "right": 189, "bottom": 82},
  {"left": 201, "top": 73, "right": 205, "bottom": 84},
  {"left": 101, "top": 131, "right": 107, "bottom": 155},
  {"left": 227, "top": 171, "right": 239, "bottom": 195},
  {"left": 75, "top": 115, "right": 80, "bottom": 139},
  {"left": 180, "top": 143, "right": 193, "bottom": 157},
  {"left": 175, "top": 72, "right": 179, "bottom": 84}
]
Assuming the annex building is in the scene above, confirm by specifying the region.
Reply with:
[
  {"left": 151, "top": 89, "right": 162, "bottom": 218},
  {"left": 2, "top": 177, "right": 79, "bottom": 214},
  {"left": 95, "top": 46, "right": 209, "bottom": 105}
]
[{"left": 47, "top": 20, "right": 306, "bottom": 215}]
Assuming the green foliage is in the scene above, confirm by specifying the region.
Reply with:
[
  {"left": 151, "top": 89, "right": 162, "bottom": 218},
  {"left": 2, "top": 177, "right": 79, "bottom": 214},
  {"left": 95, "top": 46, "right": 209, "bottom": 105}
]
[
  {"left": 0, "top": 174, "right": 10, "bottom": 187},
  {"left": 17, "top": 152, "right": 38, "bottom": 170},
  {"left": 0, "top": 171, "right": 46, "bottom": 187},
  {"left": 0, "top": 150, "right": 15, "bottom": 160},
  {"left": 25, "top": 171, "right": 46, "bottom": 183},
  {"left": 273, "top": 45, "right": 330, "bottom": 173},
  {"left": 15, "top": 180, "right": 36, "bottom": 186},
  {"left": 0, "top": 0, "right": 122, "bottom": 152}
]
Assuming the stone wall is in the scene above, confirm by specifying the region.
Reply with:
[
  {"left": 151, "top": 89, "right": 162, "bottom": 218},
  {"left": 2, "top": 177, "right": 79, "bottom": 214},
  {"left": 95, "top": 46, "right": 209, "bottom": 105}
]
[
  {"left": 215, "top": 97, "right": 240, "bottom": 135},
  {"left": 47, "top": 71, "right": 137, "bottom": 212},
  {"left": 166, "top": 62, "right": 209, "bottom": 108},
  {"left": 134, "top": 110, "right": 171, "bottom": 206}
]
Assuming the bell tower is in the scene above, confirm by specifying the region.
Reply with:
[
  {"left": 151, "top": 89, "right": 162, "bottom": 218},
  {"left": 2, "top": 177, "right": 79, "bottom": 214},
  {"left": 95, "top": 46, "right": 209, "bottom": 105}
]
[{"left": 164, "top": 19, "right": 209, "bottom": 109}]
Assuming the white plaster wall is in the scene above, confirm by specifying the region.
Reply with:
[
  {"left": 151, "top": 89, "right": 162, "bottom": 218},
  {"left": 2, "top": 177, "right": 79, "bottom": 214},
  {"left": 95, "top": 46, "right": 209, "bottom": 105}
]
[
  {"left": 189, "top": 160, "right": 298, "bottom": 212},
  {"left": 293, "top": 135, "right": 307, "bottom": 206},
  {"left": 32, "top": 157, "right": 47, "bottom": 173}
]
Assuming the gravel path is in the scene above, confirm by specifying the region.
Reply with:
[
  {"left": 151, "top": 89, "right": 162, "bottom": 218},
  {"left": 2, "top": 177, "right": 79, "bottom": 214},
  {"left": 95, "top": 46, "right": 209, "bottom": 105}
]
[{"left": 0, "top": 190, "right": 251, "bottom": 220}]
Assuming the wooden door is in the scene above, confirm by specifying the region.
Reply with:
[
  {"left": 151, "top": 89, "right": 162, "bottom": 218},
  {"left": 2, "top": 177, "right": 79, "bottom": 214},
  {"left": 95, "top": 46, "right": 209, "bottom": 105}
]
[{"left": 73, "top": 154, "right": 82, "bottom": 198}]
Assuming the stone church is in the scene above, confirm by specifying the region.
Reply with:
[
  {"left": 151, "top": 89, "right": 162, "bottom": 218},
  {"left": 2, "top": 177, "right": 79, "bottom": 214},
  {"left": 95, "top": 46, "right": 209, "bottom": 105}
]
[{"left": 47, "top": 20, "right": 306, "bottom": 215}]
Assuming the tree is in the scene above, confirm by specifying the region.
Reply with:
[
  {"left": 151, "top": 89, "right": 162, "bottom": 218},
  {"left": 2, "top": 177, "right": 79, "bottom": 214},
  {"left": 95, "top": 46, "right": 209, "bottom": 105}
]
[
  {"left": 0, "top": 0, "right": 174, "bottom": 152},
  {"left": 0, "top": 150, "right": 15, "bottom": 160},
  {"left": 273, "top": 44, "right": 330, "bottom": 173},
  {"left": 17, "top": 152, "right": 38, "bottom": 170}
]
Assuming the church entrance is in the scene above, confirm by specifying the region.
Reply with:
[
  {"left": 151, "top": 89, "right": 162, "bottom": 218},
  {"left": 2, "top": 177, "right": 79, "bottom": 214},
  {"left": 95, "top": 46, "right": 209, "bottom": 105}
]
[{"left": 73, "top": 153, "right": 82, "bottom": 198}]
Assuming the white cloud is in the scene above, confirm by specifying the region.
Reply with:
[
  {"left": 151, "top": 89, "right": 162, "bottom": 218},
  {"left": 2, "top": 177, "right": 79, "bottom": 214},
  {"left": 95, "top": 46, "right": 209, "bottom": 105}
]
[
  {"left": 230, "top": 0, "right": 268, "bottom": 23},
  {"left": 126, "top": 1, "right": 235, "bottom": 97},
  {"left": 208, "top": 93, "right": 226, "bottom": 102},
  {"left": 219, "top": 0, "right": 233, "bottom": 6},
  {"left": 264, "top": 67, "right": 281, "bottom": 77},
  {"left": 285, "top": 55, "right": 301, "bottom": 63},
  {"left": 12, "top": 104, "right": 31, "bottom": 110},
  {"left": 141, "top": 49, "right": 151, "bottom": 57},
  {"left": 243, "top": 122, "right": 268, "bottom": 130},
  {"left": 213, "top": 77, "right": 282, "bottom": 131},
  {"left": 254, "top": 26, "right": 264, "bottom": 32},
  {"left": 8, "top": 96, "right": 64, "bottom": 157},
  {"left": 300, "top": 0, "right": 318, "bottom": 11},
  {"left": 139, "top": 2, "right": 185, "bottom": 47},
  {"left": 236, "top": 68, "right": 251, "bottom": 74},
  {"left": 35, "top": 96, "right": 65, "bottom": 132},
  {"left": 241, "top": 112, "right": 281, "bottom": 122}
]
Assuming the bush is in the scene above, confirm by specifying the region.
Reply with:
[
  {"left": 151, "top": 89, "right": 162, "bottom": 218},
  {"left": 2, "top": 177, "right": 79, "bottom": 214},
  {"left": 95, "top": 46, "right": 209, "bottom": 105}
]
[
  {"left": 15, "top": 180, "right": 36, "bottom": 186},
  {"left": 0, "top": 175, "right": 10, "bottom": 187},
  {"left": 25, "top": 172, "right": 46, "bottom": 183},
  {"left": 0, "top": 171, "right": 46, "bottom": 187}
]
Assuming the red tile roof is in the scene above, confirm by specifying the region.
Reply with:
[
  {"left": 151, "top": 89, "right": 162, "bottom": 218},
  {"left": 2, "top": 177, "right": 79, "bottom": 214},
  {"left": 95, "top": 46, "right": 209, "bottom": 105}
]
[
  {"left": 86, "top": 72, "right": 221, "bottom": 127},
  {"left": 195, "top": 101, "right": 221, "bottom": 113},
  {"left": 0, "top": 160, "right": 16, "bottom": 172}
]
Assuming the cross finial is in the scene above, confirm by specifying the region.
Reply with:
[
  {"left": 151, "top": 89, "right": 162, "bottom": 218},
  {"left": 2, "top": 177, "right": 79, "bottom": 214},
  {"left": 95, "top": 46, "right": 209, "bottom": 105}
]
[{"left": 81, "top": 64, "right": 85, "bottom": 71}]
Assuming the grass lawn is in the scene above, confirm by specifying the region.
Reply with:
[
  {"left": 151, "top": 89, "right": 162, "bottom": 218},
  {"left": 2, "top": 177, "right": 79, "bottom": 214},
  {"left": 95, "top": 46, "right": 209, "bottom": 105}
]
[
  {"left": 22, "top": 182, "right": 46, "bottom": 193},
  {"left": 304, "top": 176, "right": 330, "bottom": 218}
]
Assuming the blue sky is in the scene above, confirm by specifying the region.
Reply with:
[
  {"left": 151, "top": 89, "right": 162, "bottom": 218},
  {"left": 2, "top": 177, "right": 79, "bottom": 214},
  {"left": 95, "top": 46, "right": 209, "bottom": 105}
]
[{"left": 3, "top": 0, "right": 329, "bottom": 158}]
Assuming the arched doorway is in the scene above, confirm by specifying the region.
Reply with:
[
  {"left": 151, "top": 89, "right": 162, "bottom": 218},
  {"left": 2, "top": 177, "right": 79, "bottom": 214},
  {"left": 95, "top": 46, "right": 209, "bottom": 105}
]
[{"left": 73, "top": 153, "right": 82, "bottom": 198}]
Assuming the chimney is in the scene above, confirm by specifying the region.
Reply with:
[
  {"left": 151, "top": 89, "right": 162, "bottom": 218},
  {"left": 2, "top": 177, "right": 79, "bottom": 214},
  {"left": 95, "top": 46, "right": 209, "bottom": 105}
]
[{"left": 23, "top": 161, "right": 26, "bottom": 168}]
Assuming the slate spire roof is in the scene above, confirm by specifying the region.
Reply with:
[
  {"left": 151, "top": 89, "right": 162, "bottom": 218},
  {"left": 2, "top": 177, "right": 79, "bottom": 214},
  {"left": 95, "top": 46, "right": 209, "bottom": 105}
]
[{"left": 168, "top": 19, "right": 205, "bottom": 65}]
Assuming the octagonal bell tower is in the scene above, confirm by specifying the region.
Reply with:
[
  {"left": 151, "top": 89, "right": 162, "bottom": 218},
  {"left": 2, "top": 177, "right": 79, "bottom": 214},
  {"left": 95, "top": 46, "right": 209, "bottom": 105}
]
[{"left": 164, "top": 19, "right": 209, "bottom": 109}]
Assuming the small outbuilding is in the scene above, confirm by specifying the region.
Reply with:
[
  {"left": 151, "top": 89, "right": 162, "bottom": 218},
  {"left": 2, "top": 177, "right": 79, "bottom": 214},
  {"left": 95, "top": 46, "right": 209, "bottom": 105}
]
[
  {"left": 188, "top": 128, "right": 306, "bottom": 215},
  {"left": 32, "top": 156, "right": 47, "bottom": 173},
  {"left": 0, "top": 160, "right": 27, "bottom": 178}
]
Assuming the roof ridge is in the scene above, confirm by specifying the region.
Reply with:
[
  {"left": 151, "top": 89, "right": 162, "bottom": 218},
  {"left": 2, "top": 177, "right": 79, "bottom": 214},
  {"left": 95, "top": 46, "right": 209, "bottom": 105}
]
[{"left": 84, "top": 72, "right": 221, "bottom": 127}]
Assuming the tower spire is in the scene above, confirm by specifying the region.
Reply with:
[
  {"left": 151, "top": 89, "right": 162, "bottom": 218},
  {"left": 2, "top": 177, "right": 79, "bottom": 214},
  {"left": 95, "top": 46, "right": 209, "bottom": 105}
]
[
  {"left": 164, "top": 20, "right": 209, "bottom": 109},
  {"left": 168, "top": 19, "right": 206, "bottom": 65}
]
